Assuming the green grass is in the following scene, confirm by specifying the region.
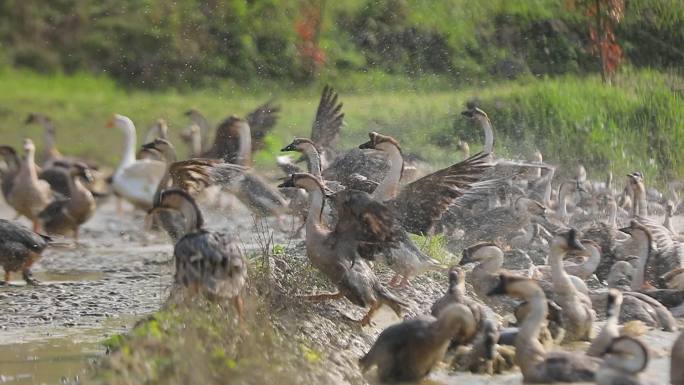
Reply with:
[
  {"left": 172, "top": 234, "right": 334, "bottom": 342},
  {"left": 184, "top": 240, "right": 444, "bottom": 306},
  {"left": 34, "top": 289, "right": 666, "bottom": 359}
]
[{"left": 1, "top": 68, "right": 683, "bottom": 185}]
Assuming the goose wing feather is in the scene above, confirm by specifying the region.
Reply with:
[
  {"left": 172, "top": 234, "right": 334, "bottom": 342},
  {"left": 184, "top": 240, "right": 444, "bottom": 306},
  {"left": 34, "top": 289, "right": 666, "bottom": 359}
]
[
  {"left": 246, "top": 100, "right": 280, "bottom": 152},
  {"left": 310, "top": 85, "right": 344, "bottom": 156},
  {"left": 387, "top": 151, "right": 494, "bottom": 234}
]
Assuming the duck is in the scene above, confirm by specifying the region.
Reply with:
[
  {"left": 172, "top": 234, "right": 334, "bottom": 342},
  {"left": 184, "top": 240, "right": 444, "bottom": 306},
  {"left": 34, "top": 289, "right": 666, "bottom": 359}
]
[
  {"left": 487, "top": 273, "right": 601, "bottom": 383},
  {"left": 0, "top": 219, "right": 52, "bottom": 285},
  {"left": 106, "top": 114, "right": 166, "bottom": 211},
  {"left": 596, "top": 336, "right": 652, "bottom": 385},
  {"left": 673, "top": 330, "right": 684, "bottom": 385},
  {"left": 7, "top": 139, "right": 54, "bottom": 231},
  {"left": 38, "top": 163, "right": 96, "bottom": 240},
  {"left": 277, "top": 173, "right": 406, "bottom": 326},
  {"left": 359, "top": 303, "right": 476, "bottom": 383},
  {"left": 150, "top": 189, "right": 247, "bottom": 318}
]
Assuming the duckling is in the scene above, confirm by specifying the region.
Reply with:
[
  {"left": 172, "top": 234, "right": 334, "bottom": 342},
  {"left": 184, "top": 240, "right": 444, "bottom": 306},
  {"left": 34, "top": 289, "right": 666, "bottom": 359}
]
[
  {"left": 278, "top": 173, "right": 406, "bottom": 326},
  {"left": 7, "top": 139, "right": 54, "bottom": 231},
  {"left": 38, "top": 163, "right": 96, "bottom": 240},
  {"left": 151, "top": 189, "right": 247, "bottom": 318},
  {"left": 596, "top": 336, "right": 652, "bottom": 385},
  {"left": 359, "top": 303, "right": 476, "bottom": 383},
  {"left": 588, "top": 288, "right": 623, "bottom": 356},
  {"left": 673, "top": 330, "right": 684, "bottom": 385},
  {"left": 0, "top": 219, "right": 51, "bottom": 285},
  {"left": 546, "top": 229, "right": 596, "bottom": 342},
  {"left": 487, "top": 274, "right": 601, "bottom": 383}
]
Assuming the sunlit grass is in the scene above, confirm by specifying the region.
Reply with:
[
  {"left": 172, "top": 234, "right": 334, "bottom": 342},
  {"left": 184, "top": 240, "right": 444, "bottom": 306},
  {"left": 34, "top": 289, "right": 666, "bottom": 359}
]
[{"left": 1, "top": 68, "right": 682, "bottom": 184}]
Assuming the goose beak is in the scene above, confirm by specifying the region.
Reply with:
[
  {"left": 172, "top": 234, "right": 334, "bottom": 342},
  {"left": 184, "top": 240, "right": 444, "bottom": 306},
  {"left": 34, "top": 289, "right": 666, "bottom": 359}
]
[
  {"left": 106, "top": 116, "right": 115, "bottom": 128},
  {"left": 281, "top": 143, "right": 297, "bottom": 152},
  {"left": 619, "top": 226, "right": 632, "bottom": 235},
  {"left": 183, "top": 110, "right": 193, "bottom": 116},
  {"left": 358, "top": 140, "right": 374, "bottom": 149},
  {"left": 141, "top": 142, "right": 157, "bottom": 150},
  {"left": 568, "top": 236, "right": 585, "bottom": 252}
]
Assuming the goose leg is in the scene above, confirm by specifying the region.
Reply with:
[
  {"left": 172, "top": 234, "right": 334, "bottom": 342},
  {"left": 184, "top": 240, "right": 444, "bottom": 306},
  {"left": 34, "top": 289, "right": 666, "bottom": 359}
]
[
  {"left": 233, "top": 294, "right": 245, "bottom": 322},
  {"left": 22, "top": 269, "right": 40, "bottom": 286},
  {"left": 300, "top": 292, "right": 344, "bottom": 302},
  {"left": 360, "top": 300, "right": 381, "bottom": 327}
]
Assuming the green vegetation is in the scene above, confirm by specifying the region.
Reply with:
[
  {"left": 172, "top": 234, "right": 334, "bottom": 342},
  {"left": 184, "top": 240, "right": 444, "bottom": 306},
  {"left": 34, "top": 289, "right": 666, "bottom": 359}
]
[
  {"left": 94, "top": 298, "right": 325, "bottom": 385},
  {"left": 1, "top": 68, "right": 682, "bottom": 183},
  {"left": 1, "top": 0, "right": 682, "bottom": 88}
]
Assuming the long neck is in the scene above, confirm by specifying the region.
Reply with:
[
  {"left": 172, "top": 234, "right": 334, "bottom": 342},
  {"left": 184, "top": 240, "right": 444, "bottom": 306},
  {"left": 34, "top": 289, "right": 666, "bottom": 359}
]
[
  {"left": 579, "top": 246, "right": 601, "bottom": 275},
  {"left": 119, "top": 123, "right": 137, "bottom": 169},
  {"left": 191, "top": 128, "right": 202, "bottom": 157},
  {"left": 607, "top": 201, "right": 617, "bottom": 228},
  {"left": 516, "top": 292, "right": 547, "bottom": 366},
  {"left": 632, "top": 183, "right": 647, "bottom": 217},
  {"left": 193, "top": 114, "right": 211, "bottom": 151},
  {"left": 371, "top": 144, "right": 403, "bottom": 201},
  {"left": 153, "top": 148, "right": 178, "bottom": 205},
  {"left": 301, "top": 144, "right": 322, "bottom": 178},
  {"left": 43, "top": 126, "right": 58, "bottom": 157},
  {"left": 476, "top": 115, "right": 494, "bottom": 153},
  {"left": 550, "top": 245, "right": 575, "bottom": 292},
  {"left": 630, "top": 231, "right": 650, "bottom": 290},
  {"left": 23, "top": 149, "right": 38, "bottom": 179},
  {"left": 557, "top": 183, "right": 570, "bottom": 220},
  {"left": 237, "top": 125, "right": 252, "bottom": 167},
  {"left": 305, "top": 186, "right": 327, "bottom": 237}
]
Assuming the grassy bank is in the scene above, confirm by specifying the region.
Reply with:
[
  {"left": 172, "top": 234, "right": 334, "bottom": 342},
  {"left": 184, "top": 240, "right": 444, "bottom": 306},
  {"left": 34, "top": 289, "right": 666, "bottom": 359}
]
[{"left": 1, "top": 69, "right": 683, "bottom": 183}]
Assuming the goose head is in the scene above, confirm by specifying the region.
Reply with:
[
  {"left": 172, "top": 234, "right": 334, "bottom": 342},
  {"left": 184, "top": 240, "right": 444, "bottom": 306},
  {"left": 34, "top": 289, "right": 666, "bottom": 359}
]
[
  {"left": 459, "top": 242, "right": 502, "bottom": 265},
  {"left": 602, "top": 336, "right": 649, "bottom": 375},
  {"left": 70, "top": 162, "right": 94, "bottom": 183},
  {"left": 25, "top": 112, "right": 54, "bottom": 133},
  {"left": 277, "top": 173, "right": 325, "bottom": 193},
  {"left": 618, "top": 220, "right": 653, "bottom": 253},
  {"left": 487, "top": 273, "right": 543, "bottom": 299},
  {"left": 22, "top": 138, "right": 36, "bottom": 155},
  {"left": 149, "top": 188, "right": 204, "bottom": 233},
  {"left": 106, "top": 114, "right": 135, "bottom": 132},
  {"left": 550, "top": 228, "right": 586, "bottom": 255},
  {"left": 281, "top": 138, "right": 318, "bottom": 153},
  {"left": 606, "top": 288, "right": 623, "bottom": 318},
  {"left": 447, "top": 267, "right": 466, "bottom": 294},
  {"left": 358, "top": 132, "right": 401, "bottom": 153},
  {"left": 184, "top": 108, "right": 203, "bottom": 120},
  {"left": 142, "top": 138, "right": 176, "bottom": 161}
]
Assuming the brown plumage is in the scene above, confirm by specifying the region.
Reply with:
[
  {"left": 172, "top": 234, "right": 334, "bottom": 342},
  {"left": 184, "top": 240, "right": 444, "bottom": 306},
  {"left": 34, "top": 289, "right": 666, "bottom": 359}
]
[
  {"left": 152, "top": 189, "right": 247, "bottom": 318},
  {"left": 278, "top": 173, "right": 405, "bottom": 326},
  {"left": 0, "top": 145, "right": 20, "bottom": 203},
  {"left": 0, "top": 219, "right": 51, "bottom": 285},
  {"left": 310, "top": 85, "right": 344, "bottom": 164}
]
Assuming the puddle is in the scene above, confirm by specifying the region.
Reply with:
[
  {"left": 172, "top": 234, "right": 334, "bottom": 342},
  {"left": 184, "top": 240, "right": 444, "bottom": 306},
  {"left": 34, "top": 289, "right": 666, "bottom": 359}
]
[
  {"left": 3, "top": 271, "right": 105, "bottom": 286},
  {"left": 0, "top": 337, "right": 102, "bottom": 385}
]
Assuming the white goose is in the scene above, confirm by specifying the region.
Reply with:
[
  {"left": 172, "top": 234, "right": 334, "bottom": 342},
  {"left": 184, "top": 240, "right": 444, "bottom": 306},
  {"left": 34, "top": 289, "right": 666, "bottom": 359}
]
[{"left": 107, "top": 114, "right": 166, "bottom": 210}]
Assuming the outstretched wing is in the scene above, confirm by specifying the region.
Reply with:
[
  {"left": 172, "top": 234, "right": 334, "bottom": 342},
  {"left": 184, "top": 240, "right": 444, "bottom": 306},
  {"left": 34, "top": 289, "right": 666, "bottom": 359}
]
[
  {"left": 388, "top": 151, "right": 495, "bottom": 235},
  {"left": 331, "top": 189, "right": 400, "bottom": 260},
  {"left": 310, "top": 85, "right": 344, "bottom": 156},
  {"left": 168, "top": 159, "right": 245, "bottom": 195},
  {"left": 247, "top": 100, "right": 280, "bottom": 152}
]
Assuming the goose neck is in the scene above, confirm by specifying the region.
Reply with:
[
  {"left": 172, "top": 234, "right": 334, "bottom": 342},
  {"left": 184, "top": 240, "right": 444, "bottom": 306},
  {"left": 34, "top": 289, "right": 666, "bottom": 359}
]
[
  {"left": 118, "top": 121, "right": 137, "bottom": 169},
  {"left": 371, "top": 144, "right": 403, "bottom": 202},
  {"left": 476, "top": 115, "right": 494, "bottom": 154},
  {"left": 237, "top": 123, "right": 252, "bottom": 167},
  {"left": 549, "top": 246, "right": 574, "bottom": 292},
  {"left": 301, "top": 144, "right": 322, "bottom": 178},
  {"left": 305, "top": 185, "right": 327, "bottom": 236}
]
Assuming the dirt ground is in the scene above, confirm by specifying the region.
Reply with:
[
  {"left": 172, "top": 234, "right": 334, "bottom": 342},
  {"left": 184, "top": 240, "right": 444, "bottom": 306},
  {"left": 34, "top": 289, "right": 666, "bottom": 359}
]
[{"left": 0, "top": 195, "right": 681, "bottom": 385}]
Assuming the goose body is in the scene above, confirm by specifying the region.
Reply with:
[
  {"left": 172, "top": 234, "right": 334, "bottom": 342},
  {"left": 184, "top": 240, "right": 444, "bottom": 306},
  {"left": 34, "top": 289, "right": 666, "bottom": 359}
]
[
  {"left": 0, "top": 219, "right": 51, "bottom": 284},
  {"left": 107, "top": 114, "right": 166, "bottom": 210}
]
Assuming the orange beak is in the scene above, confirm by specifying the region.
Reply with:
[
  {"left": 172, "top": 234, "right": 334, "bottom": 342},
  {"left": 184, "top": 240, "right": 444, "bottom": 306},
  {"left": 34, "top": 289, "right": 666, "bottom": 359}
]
[{"left": 105, "top": 116, "right": 115, "bottom": 128}]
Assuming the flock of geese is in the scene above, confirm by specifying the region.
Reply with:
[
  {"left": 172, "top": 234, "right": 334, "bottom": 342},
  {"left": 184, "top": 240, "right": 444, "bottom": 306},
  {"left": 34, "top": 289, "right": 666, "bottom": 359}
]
[{"left": 1, "top": 86, "right": 683, "bottom": 384}]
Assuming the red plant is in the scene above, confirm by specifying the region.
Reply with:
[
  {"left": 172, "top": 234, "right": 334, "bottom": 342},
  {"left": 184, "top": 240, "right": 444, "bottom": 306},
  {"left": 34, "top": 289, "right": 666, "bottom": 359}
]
[
  {"left": 295, "top": 0, "right": 326, "bottom": 77},
  {"left": 568, "top": 0, "right": 625, "bottom": 82}
]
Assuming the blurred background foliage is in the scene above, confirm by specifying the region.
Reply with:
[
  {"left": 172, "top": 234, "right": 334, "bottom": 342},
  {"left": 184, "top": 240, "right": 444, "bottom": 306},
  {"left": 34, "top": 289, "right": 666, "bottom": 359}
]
[{"left": 0, "top": 0, "right": 683, "bottom": 182}]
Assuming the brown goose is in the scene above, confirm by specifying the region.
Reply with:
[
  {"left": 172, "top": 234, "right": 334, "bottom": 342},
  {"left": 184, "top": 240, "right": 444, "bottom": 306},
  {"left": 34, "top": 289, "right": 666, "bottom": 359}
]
[
  {"left": 0, "top": 145, "right": 20, "bottom": 205},
  {"left": 198, "top": 100, "right": 280, "bottom": 161},
  {"left": 487, "top": 274, "right": 601, "bottom": 383},
  {"left": 0, "top": 219, "right": 52, "bottom": 285},
  {"left": 137, "top": 118, "right": 169, "bottom": 161},
  {"left": 278, "top": 173, "right": 406, "bottom": 326},
  {"left": 431, "top": 267, "right": 487, "bottom": 341},
  {"left": 38, "top": 163, "right": 96, "bottom": 240},
  {"left": 359, "top": 303, "right": 476, "bottom": 383},
  {"left": 596, "top": 336, "right": 651, "bottom": 385},
  {"left": 7, "top": 139, "right": 54, "bottom": 231},
  {"left": 151, "top": 189, "right": 247, "bottom": 318},
  {"left": 25, "top": 113, "right": 62, "bottom": 167}
]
